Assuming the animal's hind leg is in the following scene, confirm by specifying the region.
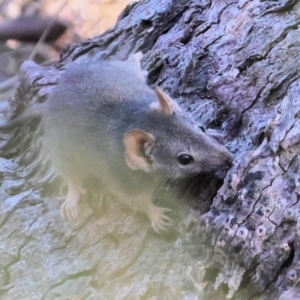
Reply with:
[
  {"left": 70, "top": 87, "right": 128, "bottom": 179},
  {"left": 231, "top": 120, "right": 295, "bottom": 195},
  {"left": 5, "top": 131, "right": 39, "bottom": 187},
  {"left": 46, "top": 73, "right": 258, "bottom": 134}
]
[{"left": 61, "top": 179, "right": 85, "bottom": 221}]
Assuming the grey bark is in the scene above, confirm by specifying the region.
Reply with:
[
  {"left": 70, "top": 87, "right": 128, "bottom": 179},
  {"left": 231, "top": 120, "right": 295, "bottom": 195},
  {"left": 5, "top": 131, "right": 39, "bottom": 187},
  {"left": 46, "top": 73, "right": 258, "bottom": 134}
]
[{"left": 1, "top": 0, "right": 300, "bottom": 299}]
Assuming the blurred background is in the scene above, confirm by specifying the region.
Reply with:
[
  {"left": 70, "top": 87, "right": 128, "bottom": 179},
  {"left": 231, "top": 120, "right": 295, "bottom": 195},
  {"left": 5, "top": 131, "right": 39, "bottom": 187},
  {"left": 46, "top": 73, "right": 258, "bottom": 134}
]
[{"left": 0, "top": 0, "right": 133, "bottom": 101}]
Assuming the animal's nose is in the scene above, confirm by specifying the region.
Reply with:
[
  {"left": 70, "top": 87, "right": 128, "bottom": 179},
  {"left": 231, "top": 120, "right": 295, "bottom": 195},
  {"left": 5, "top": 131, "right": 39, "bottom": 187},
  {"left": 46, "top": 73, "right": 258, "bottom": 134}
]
[
  {"left": 221, "top": 159, "right": 232, "bottom": 172},
  {"left": 225, "top": 154, "right": 233, "bottom": 168},
  {"left": 224, "top": 149, "right": 233, "bottom": 166},
  {"left": 215, "top": 154, "right": 233, "bottom": 179}
]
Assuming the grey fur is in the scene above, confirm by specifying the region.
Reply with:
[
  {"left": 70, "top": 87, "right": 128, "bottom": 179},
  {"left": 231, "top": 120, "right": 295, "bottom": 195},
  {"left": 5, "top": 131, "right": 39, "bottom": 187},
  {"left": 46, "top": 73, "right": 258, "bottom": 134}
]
[{"left": 0, "top": 56, "right": 233, "bottom": 233}]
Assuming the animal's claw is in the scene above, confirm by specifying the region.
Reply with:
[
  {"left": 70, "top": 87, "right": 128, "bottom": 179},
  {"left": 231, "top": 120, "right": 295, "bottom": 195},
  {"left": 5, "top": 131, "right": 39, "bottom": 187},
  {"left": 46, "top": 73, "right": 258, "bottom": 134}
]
[
  {"left": 61, "top": 198, "right": 80, "bottom": 221},
  {"left": 147, "top": 205, "right": 172, "bottom": 233},
  {"left": 60, "top": 181, "right": 82, "bottom": 221}
]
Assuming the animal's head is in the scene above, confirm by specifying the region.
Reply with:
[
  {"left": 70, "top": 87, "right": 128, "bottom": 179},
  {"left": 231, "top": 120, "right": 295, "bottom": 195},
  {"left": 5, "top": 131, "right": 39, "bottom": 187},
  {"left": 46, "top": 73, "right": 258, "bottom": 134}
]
[{"left": 123, "top": 87, "right": 233, "bottom": 179}]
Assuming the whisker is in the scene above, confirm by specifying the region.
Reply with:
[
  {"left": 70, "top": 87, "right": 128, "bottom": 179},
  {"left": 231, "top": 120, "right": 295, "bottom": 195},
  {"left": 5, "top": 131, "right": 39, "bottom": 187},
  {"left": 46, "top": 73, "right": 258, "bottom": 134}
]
[
  {"left": 162, "top": 177, "right": 172, "bottom": 197},
  {"left": 180, "top": 176, "right": 201, "bottom": 200},
  {"left": 152, "top": 175, "right": 172, "bottom": 201}
]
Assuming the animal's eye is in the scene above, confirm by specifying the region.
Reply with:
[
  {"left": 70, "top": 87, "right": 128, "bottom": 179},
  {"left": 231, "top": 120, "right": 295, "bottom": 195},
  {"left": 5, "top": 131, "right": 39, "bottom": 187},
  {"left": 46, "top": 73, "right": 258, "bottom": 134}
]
[
  {"left": 199, "top": 126, "right": 206, "bottom": 132},
  {"left": 177, "top": 154, "right": 194, "bottom": 165}
]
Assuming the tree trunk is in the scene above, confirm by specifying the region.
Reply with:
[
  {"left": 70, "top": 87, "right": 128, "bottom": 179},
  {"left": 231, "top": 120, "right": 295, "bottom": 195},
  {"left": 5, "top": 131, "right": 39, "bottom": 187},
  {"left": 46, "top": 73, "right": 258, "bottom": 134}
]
[{"left": 1, "top": 0, "right": 300, "bottom": 299}]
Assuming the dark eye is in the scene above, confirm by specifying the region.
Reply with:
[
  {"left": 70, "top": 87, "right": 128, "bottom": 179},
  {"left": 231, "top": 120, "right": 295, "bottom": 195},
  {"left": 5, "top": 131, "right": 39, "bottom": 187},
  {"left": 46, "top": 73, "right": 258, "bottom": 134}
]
[
  {"left": 199, "top": 126, "right": 206, "bottom": 132},
  {"left": 177, "top": 154, "right": 194, "bottom": 165}
]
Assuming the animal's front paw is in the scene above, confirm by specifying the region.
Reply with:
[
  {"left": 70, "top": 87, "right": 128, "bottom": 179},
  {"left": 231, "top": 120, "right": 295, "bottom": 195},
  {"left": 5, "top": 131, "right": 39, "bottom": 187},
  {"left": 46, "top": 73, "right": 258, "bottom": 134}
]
[
  {"left": 61, "top": 181, "right": 82, "bottom": 221},
  {"left": 61, "top": 198, "right": 80, "bottom": 221},
  {"left": 147, "top": 205, "right": 172, "bottom": 233}
]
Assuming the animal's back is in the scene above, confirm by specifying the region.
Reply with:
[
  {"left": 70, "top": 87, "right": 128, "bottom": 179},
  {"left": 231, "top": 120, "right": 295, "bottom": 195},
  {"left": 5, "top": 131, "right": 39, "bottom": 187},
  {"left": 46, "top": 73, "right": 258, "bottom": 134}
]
[{"left": 42, "top": 59, "right": 155, "bottom": 180}]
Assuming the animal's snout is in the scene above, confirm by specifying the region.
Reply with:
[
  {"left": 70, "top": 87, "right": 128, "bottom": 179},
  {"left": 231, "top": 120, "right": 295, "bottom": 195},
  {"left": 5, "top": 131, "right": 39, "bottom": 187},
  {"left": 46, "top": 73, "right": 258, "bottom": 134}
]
[
  {"left": 221, "top": 159, "right": 232, "bottom": 171},
  {"left": 214, "top": 152, "right": 233, "bottom": 179},
  {"left": 224, "top": 153, "right": 233, "bottom": 168},
  {"left": 221, "top": 146, "right": 233, "bottom": 166}
]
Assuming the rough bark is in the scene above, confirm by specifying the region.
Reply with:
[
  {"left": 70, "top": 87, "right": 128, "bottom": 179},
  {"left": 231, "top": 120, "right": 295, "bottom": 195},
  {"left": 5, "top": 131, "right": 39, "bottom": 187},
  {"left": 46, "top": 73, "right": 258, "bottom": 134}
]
[{"left": 1, "top": 0, "right": 300, "bottom": 299}]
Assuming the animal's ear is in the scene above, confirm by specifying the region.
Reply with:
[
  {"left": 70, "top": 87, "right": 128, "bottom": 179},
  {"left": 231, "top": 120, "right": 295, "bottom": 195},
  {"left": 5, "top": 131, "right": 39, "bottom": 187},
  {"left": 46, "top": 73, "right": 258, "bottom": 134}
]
[
  {"left": 126, "top": 52, "right": 143, "bottom": 67},
  {"left": 123, "top": 129, "right": 155, "bottom": 172},
  {"left": 126, "top": 52, "right": 147, "bottom": 82},
  {"left": 153, "top": 86, "right": 181, "bottom": 115}
]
